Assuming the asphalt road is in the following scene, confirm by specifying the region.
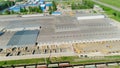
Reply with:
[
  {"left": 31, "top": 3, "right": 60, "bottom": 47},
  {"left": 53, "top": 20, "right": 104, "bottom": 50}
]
[{"left": 92, "top": 0, "right": 120, "bottom": 12}]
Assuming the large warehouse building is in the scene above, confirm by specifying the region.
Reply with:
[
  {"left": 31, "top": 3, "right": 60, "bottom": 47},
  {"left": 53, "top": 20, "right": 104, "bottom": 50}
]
[{"left": 0, "top": 14, "right": 120, "bottom": 59}]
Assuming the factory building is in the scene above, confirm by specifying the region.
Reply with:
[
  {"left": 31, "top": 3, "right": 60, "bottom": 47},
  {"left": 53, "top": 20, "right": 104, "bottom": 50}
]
[{"left": 0, "top": 13, "right": 120, "bottom": 59}]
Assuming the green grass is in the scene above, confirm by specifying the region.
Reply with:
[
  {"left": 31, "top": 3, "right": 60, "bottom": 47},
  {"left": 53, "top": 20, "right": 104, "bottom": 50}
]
[
  {"left": 105, "top": 55, "right": 120, "bottom": 58},
  {"left": 50, "top": 56, "right": 78, "bottom": 62},
  {"left": 0, "top": 0, "right": 4, "bottom": 2},
  {"left": 0, "top": 58, "right": 45, "bottom": 66},
  {"left": 0, "top": 55, "right": 120, "bottom": 67},
  {"left": 50, "top": 56, "right": 120, "bottom": 65},
  {"left": 71, "top": 59, "right": 110, "bottom": 64},
  {"left": 102, "top": 6, "right": 120, "bottom": 22},
  {"left": 108, "top": 65, "right": 119, "bottom": 68},
  {"left": 93, "top": 1, "right": 120, "bottom": 22},
  {"left": 99, "top": 0, "right": 120, "bottom": 8}
]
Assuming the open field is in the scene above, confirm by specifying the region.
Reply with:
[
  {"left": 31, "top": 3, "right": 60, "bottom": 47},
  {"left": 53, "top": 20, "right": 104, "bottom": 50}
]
[{"left": 99, "top": 0, "right": 120, "bottom": 8}]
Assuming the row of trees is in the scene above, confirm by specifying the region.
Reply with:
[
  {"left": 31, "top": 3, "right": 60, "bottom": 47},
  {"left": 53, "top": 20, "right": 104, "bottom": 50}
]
[
  {"left": 4, "top": 6, "right": 43, "bottom": 15},
  {"left": 48, "top": 1, "right": 57, "bottom": 14},
  {"left": 0, "top": 1, "right": 15, "bottom": 11},
  {"left": 71, "top": 0, "right": 94, "bottom": 10},
  {"left": 3, "top": 1, "right": 57, "bottom": 15},
  {"left": 20, "top": 6, "right": 43, "bottom": 13}
]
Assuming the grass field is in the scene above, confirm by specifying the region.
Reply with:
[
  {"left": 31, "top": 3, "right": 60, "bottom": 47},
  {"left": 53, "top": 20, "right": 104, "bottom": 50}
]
[
  {"left": 0, "top": 0, "right": 5, "bottom": 2},
  {"left": 93, "top": 1, "right": 120, "bottom": 22},
  {"left": 99, "top": 0, "right": 120, "bottom": 8},
  {"left": 0, "top": 58, "right": 45, "bottom": 66},
  {"left": 0, "top": 55, "right": 120, "bottom": 67}
]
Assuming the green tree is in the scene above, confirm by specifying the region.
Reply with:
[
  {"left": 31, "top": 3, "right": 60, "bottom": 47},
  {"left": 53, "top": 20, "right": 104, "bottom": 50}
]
[
  {"left": 20, "top": 7, "right": 24, "bottom": 12},
  {"left": 71, "top": 3, "right": 75, "bottom": 9},
  {"left": 28, "top": 6, "right": 32, "bottom": 12},
  {"left": 52, "top": 1, "right": 57, "bottom": 11},
  {"left": 48, "top": 6, "right": 52, "bottom": 14},
  {"left": 23, "top": 7, "right": 27, "bottom": 12},
  {"left": 4, "top": 10, "right": 10, "bottom": 14},
  {"left": 11, "top": 10, "right": 14, "bottom": 14},
  {"left": 38, "top": 6, "right": 43, "bottom": 13},
  {"left": 48, "top": 6, "right": 52, "bottom": 11},
  {"left": 113, "top": 12, "right": 117, "bottom": 16},
  {"left": 0, "top": 1, "right": 15, "bottom": 11}
]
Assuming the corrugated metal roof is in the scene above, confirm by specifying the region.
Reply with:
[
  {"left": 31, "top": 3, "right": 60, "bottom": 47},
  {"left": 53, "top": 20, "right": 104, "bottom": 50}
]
[
  {"left": 7, "top": 30, "right": 39, "bottom": 46},
  {"left": 37, "top": 18, "right": 120, "bottom": 44}
]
